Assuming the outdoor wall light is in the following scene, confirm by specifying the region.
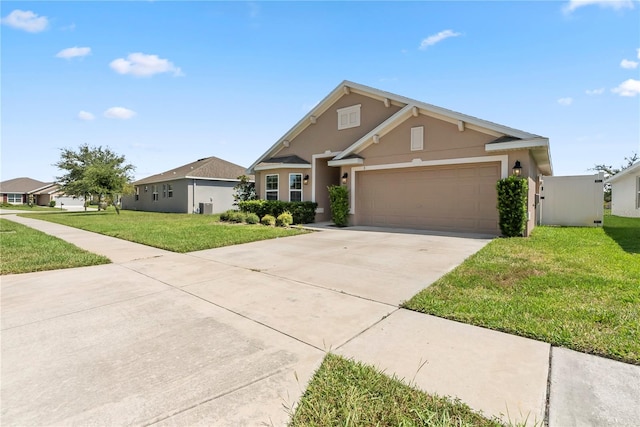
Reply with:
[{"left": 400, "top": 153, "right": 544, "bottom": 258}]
[
  {"left": 512, "top": 160, "right": 522, "bottom": 177},
  {"left": 342, "top": 172, "right": 348, "bottom": 184},
  {"left": 303, "top": 175, "right": 309, "bottom": 185}
]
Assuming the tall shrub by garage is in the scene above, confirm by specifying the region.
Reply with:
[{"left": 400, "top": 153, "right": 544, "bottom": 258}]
[
  {"left": 328, "top": 185, "right": 349, "bottom": 227},
  {"left": 496, "top": 175, "right": 528, "bottom": 237}
]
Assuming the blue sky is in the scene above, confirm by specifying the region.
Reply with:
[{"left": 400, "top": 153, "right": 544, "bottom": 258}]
[{"left": 2, "top": 1, "right": 639, "bottom": 182}]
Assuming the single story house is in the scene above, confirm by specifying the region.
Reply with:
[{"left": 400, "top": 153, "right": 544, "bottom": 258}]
[
  {"left": 248, "top": 80, "right": 553, "bottom": 235},
  {"left": 122, "top": 156, "right": 251, "bottom": 214},
  {"left": 606, "top": 161, "right": 640, "bottom": 218},
  {"left": 0, "top": 177, "right": 59, "bottom": 206}
]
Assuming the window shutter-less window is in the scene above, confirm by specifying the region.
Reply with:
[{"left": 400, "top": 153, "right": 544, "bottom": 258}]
[{"left": 411, "top": 126, "right": 424, "bottom": 151}]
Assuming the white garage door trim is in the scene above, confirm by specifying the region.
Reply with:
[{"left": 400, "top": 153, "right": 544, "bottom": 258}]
[{"left": 349, "top": 155, "right": 509, "bottom": 214}]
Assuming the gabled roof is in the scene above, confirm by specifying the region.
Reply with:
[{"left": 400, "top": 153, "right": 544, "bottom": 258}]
[
  {"left": 134, "top": 157, "right": 250, "bottom": 185},
  {"left": 248, "top": 80, "right": 552, "bottom": 174},
  {"left": 605, "top": 161, "right": 640, "bottom": 184},
  {"left": 0, "top": 177, "right": 55, "bottom": 194}
]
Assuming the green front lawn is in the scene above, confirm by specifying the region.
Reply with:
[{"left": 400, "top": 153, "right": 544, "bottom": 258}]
[
  {"left": 19, "top": 209, "right": 308, "bottom": 253},
  {"left": 0, "top": 219, "right": 110, "bottom": 274},
  {"left": 291, "top": 354, "right": 501, "bottom": 427},
  {"left": 0, "top": 204, "right": 59, "bottom": 211},
  {"left": 403, "top": 215, "right": 640, "bottom": 365}
]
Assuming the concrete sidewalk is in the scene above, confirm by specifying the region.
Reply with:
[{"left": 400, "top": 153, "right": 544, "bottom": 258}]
[{"left": 1, "top": 215, "right": 639, "bottom": 426}]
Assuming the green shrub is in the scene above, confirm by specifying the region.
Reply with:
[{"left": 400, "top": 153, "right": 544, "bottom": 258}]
[
  {"left": 276, "top": 211, "right": 293, "bottom": 227},
  {"left": 261, "top": 214, "right": 276, "bottom": 226},
  {"left": 228, "top": 211, "right": 246, "bottom": 223},
  {"left": 239, "top": 200, "right": 317, "bottom": 224},
  {"left": 219, "top": 210, "right": 233, "bottom": 221},
  {"left": 49, "top": 200, "right": 56, "bottom": 208},
  {"left": 496, "top": 175, "right": 528, "bottom": 237},
  {"left": 245, "top": 212, "right": 260, "bottom": 224},
  {"left": 328, "top": 185, "right": 349, "bottom": 227}
]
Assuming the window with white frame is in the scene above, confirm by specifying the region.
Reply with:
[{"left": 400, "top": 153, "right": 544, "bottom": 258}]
[
  {"left": 135, "top": 186, "right": 139, "bottom": 201},
  {"left": 265, "top": 174, "right": 278, "bottom": 200},
  {"left": 337, "top": 104, "right": 361, "bottom": 130},
  {"left": 7, "top": 193, "right": 22, "bottom": 203},
  {"left": 289, "top": 173, "right": 302, "bottom": 202},
  {"left": 162, "top": 184, "right": 167, "bottom": 198},
  {"left": 411, "top": 126, "right": 424, "bottom": 151},
  {"left": 168, "top": 184, "right": 173, "bottom": 198},
  {"left": 152, "top": 185, "right": 159, "bottom": 201}
]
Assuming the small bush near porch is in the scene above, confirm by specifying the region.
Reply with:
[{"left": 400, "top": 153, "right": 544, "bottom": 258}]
[{"left": 403, "top": 215, "right": 640, "bottom": 365}]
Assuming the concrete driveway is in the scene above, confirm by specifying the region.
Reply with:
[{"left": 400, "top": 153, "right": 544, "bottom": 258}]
[{"left": 1, "top": 225, "right": 491, "bottom": 426}]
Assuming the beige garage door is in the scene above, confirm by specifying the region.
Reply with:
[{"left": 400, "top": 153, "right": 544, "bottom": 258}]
[{"left": 356, "top": 163, "right": 500, "bottom": 234}]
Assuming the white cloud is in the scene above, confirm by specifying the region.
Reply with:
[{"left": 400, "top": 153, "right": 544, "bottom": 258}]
[
  {"left": 1, "top": 9, "right": 48, "bottom": 32},
  {"left": 56, "top": 47, "right": 91, "bottom": 59},
  {"left": 611, "top": 78, "right": 640, "bottom": 96},
  {"left": 563, "top": 0, "right": 635, "bottom": 13},
  {"left": 557, "top": 97, "right": 573, "bottom": 106},
  {"left": 104, "top": 107, "right": 137, "bottom": 119},
  {"left": 585, "top": 88, "right": 605, "bottom": 95},
  {"left": 77, "top": 111, "right": 95, "bottom": 121},
  {"left": 109, "top": 53, "right": 183, "bottom": 77},
  {"left": 419, "top": 30, "right": 461, "bottom": 50},
  {"left": 620, "top": 59, "right": 639, "bottom": 69}
]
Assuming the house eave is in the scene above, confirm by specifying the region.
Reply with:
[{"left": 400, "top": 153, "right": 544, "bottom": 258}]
[
  {"left": 485, "top": 138, "right": 552, "bottom": 175},
  {"left": 327, "top": 158, "right": 365, "bottom": 167},
  {"left": 605, "top": 161, "right": 640, "bottom": 184},
  {"left": 254, "top": 164, "right": 312, "bottom": 171}
]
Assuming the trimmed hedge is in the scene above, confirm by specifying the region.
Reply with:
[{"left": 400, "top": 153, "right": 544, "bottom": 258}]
[
  {"left": 328, "top": 185, "right": 349, "bottom": 227},
  {"left": 496, "top": 176, "right": 528, "bottom": 237},
  {"left": 239, "top": 200, "right": 318, "bottom": 224}
]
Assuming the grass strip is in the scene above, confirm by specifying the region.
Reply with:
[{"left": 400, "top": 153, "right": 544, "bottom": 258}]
[
  {"left": 18, "top": 209, "right": 308, "bottom": 253},
  {"left": 0, "top": 218, "right": 110, "bottom": 274},
  {"left": 290, "top": 354, "right": 501, "bottom": 427},
  {"left": 403, "top": 215, "right": 640, "bottom": 365}
]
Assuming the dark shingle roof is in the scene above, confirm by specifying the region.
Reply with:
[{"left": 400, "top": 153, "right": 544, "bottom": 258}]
[
  {"left": 134, "top": 157, "right": 250, "bottom": 185},
  {"left": 259, "top": 155, "right": 310, "bottom": 166},
  {"left": 0, "top": 177, "right": 53, "bottom": 193}
]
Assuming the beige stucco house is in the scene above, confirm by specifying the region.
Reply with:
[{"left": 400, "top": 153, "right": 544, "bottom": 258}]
[
  {"left": 122, "top": 157, "right": 250, "bottom": 214},
  {"left": 248, "top": 81, "right": 553, "bottom": 235},
  {"left": 606, "top": 162, "right": 640, "bottom": 218},
  {"left": 0, "top": 177, "right": 59, "bottom": 206}
]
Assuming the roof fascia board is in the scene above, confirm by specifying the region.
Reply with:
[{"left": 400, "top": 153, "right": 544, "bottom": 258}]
[
  {"left": 605, "top": 161, "right": 640, "bottom": 183},
  {"left": 327, "top": 158, "right": 365, "bottom": 167},
  {"left": 184, "top": 176, "right": 247, "bottom": 182},
  {"left": 254, "top": 164, "right": 312, "bottom": 171},
  {"left": 343, "top": 80, "right": 539, "bottom": 140},
  {"left": 484, "top": 138, "right": 549, "bottom": 152},
  {"left": 334, "top": 104, "right": 415, "bottom": 160}
]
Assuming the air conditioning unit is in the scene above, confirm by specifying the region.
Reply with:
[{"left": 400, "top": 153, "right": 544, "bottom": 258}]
[{"left": 199, "top": 202, "right": 214, "bottom": 215}]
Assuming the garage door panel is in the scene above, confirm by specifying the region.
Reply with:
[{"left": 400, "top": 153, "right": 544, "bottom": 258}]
[{"left": 356, "top": 163, "right": 500, "bottom": 234}]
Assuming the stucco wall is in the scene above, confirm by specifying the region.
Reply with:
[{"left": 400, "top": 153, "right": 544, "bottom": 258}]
[
  {"left": 611, "top": 173, "right": 640, "bottom": 217},
  {"left": 274, "top": 93, "right": 402, "bottom": 162}
]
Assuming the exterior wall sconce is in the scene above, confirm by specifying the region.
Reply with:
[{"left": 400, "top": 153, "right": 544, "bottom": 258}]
[
  {"left": 303, "top": 174, "right": 309, "bottom": 185},
  {"left": 512, "top": 160, "right": 522, "bottom": 177},
  {"left": 342, "top": 172, "right": 348, "bottom": 184}
]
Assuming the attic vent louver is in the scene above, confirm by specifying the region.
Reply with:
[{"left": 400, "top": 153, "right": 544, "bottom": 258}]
[{"left": 197, "top": 157, "right": 207, "bottom": 161}]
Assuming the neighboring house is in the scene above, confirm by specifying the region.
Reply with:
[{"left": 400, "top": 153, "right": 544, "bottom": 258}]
[
  {"left": 0, "top": 177, "right": 59, "bottom": 206},
  {"left": 122, "top": 157, "right": 251, "bottom": 214},
  {"left": 606, "top": 162, "right": 640, "bottom": 218},
  {"left": 248, "top": 80, "right": 553, "bottom": 235}
]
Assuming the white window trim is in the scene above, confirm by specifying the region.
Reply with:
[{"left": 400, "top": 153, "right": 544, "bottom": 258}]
[
  {"left": 289, "top": 173, "right": 303, "bottom": 202},
  {"left": 7, "top": 193, "right": 22, "bottom": 204},
  {"left": 265, "top": 174, "right": 278, "bottom": 200},
  {"left": 337, "top": 104, "right": 361, "bottom": 130},
  {"left": 411, "top": 126, "right": 424, "bottom": 151},
  {"left": 152, "top": 185, "right": 159, "bottom": 201}
]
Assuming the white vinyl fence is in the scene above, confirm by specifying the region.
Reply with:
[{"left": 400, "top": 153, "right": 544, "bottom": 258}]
[{"left": 539, "top": 173, "right": 604, "bottom": 227}]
